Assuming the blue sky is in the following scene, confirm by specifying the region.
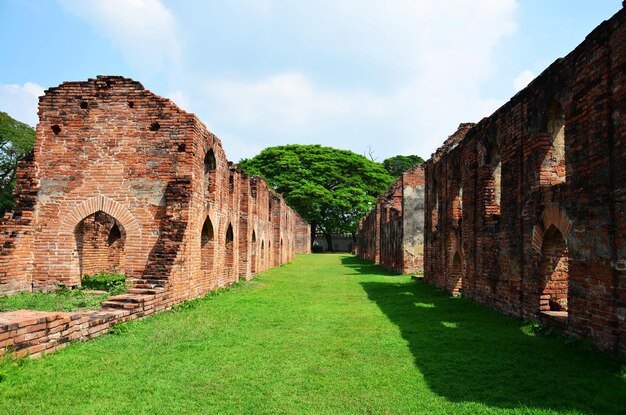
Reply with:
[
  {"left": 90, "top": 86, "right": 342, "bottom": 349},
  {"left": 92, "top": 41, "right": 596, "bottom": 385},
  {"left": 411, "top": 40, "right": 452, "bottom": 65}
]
[{"left": 0, "top": 0, "right": 622, "bottom": 162}]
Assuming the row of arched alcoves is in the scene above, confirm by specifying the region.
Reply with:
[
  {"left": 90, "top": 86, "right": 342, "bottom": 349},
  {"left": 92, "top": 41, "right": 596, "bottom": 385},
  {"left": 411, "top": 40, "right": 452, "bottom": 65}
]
[{"left": 428, "top": 97, "right": 570, "bottom": 318}]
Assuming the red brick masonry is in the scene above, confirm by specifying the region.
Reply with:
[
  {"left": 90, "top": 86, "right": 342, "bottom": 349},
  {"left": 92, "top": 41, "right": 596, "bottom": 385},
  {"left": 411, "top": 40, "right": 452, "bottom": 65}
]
[
  {"left": 0, "top": 76, "right": 310, "bottom": 358},
  {"left": 359, "top": 5, "right": 625, "bottom": 354},
  {"left": 357, "top": 165, "right": 425, "bottom": 274}
]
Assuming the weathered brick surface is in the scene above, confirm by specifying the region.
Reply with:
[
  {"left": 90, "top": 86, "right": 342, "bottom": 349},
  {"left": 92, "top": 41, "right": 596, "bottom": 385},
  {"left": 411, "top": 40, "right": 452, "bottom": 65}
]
[
  {"left": 0, "top": 76, "right": 310, "bottom": 357},
  {"left": 357, "top": 165, "right": 425, "bottom": 274},
  {"left": 360, "top": 6, "right": 626, "bottom": 354}
]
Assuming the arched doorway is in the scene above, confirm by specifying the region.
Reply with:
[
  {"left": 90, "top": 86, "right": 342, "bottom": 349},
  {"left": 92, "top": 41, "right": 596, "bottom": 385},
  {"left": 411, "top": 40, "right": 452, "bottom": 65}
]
[
  {"left": 75, "top": 211, "right": 126, "bottom": 279},
  {"left": 225, "top": 223, "right": 234, "bottom": 281},
  {"left": 251, "top": 230, "right": 257, "bottom": 274},
  {"left": 540, "top": 225, "right": 569, "bottom": 313},
  {"left": 201, "top": 217, "right": 215, "bottom": 279}
]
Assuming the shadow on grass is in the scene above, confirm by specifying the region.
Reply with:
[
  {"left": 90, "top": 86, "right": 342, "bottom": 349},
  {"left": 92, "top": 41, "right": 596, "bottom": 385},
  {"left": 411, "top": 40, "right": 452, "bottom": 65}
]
[
  {"left": 348, "top": 256, "right": 626, "bottom": 414},
  {"left": 340, "top": 255, "right": 401, "bottom": 276}
]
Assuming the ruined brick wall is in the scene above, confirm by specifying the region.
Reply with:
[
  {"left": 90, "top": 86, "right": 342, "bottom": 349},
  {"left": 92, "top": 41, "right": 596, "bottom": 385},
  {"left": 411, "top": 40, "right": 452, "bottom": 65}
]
[
  {"left": 357, "top": 204, "right": 380, "bottom": 263},
  {"left": 357, "top": 165, "right": 425, "bottom": 274},
  {"left": 401, "top": 166, "right": 425, "bottom": 273},
  {"left": 424, "top": 7, "right": 625, "bottom": 354},
  {"left": 0, "top": 76, "right": 310, "bottom": 303},
  {"left": 379, "top": 182, "right": 403, "bottom": 272}
]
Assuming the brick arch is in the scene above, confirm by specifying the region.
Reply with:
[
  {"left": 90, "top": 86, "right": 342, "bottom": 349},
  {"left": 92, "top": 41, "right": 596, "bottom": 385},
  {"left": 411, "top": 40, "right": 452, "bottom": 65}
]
[
  {"left": 60, "top": 195, "right": 140, "bottom": 236},
  {"left": 199, "top": 204, "right": 219, "bottom": 234},
  {"left": 57, "top": 195, "right": 142, "bottom": 284},
  {"left": 531, "top": 203, "right": 572, "bottom": 253}
]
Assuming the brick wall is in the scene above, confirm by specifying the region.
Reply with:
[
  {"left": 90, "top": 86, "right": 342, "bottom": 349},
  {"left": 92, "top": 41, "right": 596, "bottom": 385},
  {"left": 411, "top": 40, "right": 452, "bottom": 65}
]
[
  {"left": 0, "top": 76, "right": 310, "bottom": 357},
  {"left": 357, "top": 165, "right": 425, "bottom": 274},
  {"left": 423, "top": 7, "right": 625, "bottom": 354},
  {"left": 358, "top": 5, "right": 625, "bottom": 354}
]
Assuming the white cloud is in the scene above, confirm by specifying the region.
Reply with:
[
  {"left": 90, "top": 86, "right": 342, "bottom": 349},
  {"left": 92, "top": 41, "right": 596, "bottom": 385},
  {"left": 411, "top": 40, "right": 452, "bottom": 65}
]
[
  {"left": 193, "top": 0, "right": 518, "bottom": 161},
  {"left": 58, "top": 0, "right": 181, "bottom": 75},
  {"left": 513, "top": 69, "right": 536, "bottom": 92},
  {"left": 0, "top": 82, "right": 45, "bottom": 126},
  {"left": 203, "top": 73, "right": 355, "bottom": 127},
  {"left": 52, "top": 0, "right": 518, "bottom": 161}
]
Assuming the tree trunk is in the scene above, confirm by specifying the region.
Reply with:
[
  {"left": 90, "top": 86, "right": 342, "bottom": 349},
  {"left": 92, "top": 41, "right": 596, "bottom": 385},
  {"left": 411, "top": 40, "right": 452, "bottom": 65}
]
[{"left": 325, "top": 232, "right": 334, "bottom": 252}]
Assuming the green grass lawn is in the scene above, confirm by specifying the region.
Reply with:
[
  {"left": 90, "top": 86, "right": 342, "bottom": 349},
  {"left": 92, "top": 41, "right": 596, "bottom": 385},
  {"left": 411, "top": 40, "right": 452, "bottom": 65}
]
[
  {"left": 0, "top": 288, "right": 110, "bottom": 312},
  {"left": 0, "top": 274, "right": 126, "bottom": 312},
  {"left": 0, "top": 254, "right": 624, "bottom": 414}
]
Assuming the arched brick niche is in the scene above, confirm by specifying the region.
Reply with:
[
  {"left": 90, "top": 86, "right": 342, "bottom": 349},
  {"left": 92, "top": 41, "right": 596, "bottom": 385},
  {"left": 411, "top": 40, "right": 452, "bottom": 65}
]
[
  {"left": 56, "top": 195, "right": 142, "bottom": 286},
  {"left": 200, "top": 216, "right": 215, "bottom": 280},
  {"left": 532, "top": 204, "right": 572, "bottom": 314},
  {"left": 449, "top": 251, "right": 464, "bottom": 297},
  {"left": 531, "top": 204, "right": 572, "bottom": 254}
]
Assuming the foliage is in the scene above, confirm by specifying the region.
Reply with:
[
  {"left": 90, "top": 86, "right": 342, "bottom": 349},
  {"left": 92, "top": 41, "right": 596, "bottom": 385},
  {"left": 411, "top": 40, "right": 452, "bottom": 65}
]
[
  {"left": 0, "top": 112, "right": 36, "bottom": 216},
  {"left": 0, "top": 254, "right": 624, "bottom": 414},
  {"left": 239, "top": 145, "right": 393, "bottom": 242},
  {"left": 0, "top": 287, "right": 110, "bottom": 313},
  {"left": 81, "top": 273, "right": 127, "bottom": 295},
  {"left": 382, "top": 154, "right": 425, "bottom": 178}
]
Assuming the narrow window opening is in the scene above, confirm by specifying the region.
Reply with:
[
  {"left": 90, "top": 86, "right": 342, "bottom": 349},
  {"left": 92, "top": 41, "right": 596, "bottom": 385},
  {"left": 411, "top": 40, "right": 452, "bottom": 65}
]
[
  {"left": 204, "top": 149, "right": 216, "bottom": 193},
  {"left": 541, "top": 100, "right": 566, "bottom": 185},
  {"left": 431, "top": 175, "right": 439, "bottom": 230},
  {"left": 486, "top": 142, "right": 501, "bottom": 216}
]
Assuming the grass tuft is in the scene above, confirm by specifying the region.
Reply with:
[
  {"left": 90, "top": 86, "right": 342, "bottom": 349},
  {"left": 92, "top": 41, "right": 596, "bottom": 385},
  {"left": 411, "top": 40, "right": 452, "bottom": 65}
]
[{"left": 81, "top": 273, "right": 127, "bottom": 295}]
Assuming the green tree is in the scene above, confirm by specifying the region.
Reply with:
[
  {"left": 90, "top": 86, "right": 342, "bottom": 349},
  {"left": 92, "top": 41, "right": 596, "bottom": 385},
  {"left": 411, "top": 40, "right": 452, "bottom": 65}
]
[
  {"left": 382, "top": 154, "right": 424, "bottom": 178},
  {"left": 239, "top": 145, "right": 393, "bottom": 251},
  {"left": 0, "top": 112, "right": 36, "bottom": 215}
]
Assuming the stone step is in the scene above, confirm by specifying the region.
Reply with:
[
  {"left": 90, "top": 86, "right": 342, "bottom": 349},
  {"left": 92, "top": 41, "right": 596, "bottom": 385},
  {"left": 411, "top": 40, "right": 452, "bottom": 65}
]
[
  {"left": 127, "top": 288, "right": 163, "bottom": 295},
  {"left": 133, "top": 283, "right": 160, "bottom": 289},
  {"left": 101, "top": 300, "right": 142, "bottom": 310},
  {"left": 132, "top": 280, "right": 164, "bottom": 289},
  {"left": 107, "top": 294, "right": 153, "bottom": 303}
]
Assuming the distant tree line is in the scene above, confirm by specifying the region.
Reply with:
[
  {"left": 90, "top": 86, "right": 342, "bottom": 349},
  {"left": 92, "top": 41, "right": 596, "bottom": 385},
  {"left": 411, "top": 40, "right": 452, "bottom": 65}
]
[{"left": 239, "top": 144, "right": 423, "bottom": 250}]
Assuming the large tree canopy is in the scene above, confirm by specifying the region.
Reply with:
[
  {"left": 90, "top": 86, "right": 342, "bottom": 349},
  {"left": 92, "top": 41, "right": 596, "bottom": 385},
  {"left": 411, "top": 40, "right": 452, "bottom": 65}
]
[
  {"left": 0, "top": 112, "right": 35, "bottom": 216},
  {"left": 382, "top": 154, "right": 425, "bottom": 178},
  {"left": 239, "top": 144, "right": 393, "bottom": 250}
]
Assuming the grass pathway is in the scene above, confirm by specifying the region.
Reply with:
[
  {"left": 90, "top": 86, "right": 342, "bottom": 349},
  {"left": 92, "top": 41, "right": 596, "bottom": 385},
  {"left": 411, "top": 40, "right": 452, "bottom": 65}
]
[{"left": 0, "top": 254, "right": 624, "bottom": 414}]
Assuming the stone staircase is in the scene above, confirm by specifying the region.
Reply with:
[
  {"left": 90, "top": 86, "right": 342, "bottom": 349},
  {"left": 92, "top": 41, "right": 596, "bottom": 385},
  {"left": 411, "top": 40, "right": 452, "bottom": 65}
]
[{"left": 101, "top": 287, "right": 166, "bottom": 311}]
